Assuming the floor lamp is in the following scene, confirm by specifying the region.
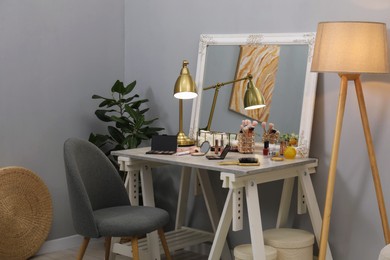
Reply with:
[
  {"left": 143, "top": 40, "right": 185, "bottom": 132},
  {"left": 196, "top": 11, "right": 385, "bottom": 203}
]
[{"left": 311, "top": 21, "right": 390, "bottom": 260}]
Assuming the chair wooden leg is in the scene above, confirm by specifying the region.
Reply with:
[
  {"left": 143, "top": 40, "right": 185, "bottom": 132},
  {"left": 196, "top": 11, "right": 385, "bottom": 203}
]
[
  {"left": 76, "top": 237, "right": 90, "bottom": 260},
  {"left": 104, "top": 237, "right": 111, "bottom": 260},
  {"left": 131, "top": 237, "right": 139, "bottom": 260},
  {"left": 158, "top": 228, "right": 172, "bottom": 260}
]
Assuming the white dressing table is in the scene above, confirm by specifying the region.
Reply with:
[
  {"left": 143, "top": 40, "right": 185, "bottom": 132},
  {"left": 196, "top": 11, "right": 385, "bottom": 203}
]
[
  {"left": 110, "top": 31, "right": 328, "bottom": 259},
  {"left": 112, "top": 147, "right": 332, "bottom": 260}
]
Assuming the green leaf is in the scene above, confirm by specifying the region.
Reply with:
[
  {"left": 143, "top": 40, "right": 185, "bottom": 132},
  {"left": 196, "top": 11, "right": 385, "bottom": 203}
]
[
  {"left": 143, "top": 118, "right": 158, "bottom": 125},
  {"left": 95, "top": 110, "right": 113, "bottom": 122},
  {"left": 116, "top": 122, "right": 134, "bottom": 131},
  {"left": 124, "top": 80, "right": 137, "bottom": 95},
  {"left": 88, "top": 133, "right": 111, "bottom": 148},
  {"left": 109, "top": 115, "right": 128, "bottom": 125},
  {"left": 92, "top": 94, "right": 107, "bottom": 100},
  {"left": 88, "top": 133, "right": 99, "bottom": 144},
  {"left": 130, "top": 99, "right": 148, "bottom": 109},
  {"left": 117, "top": 98, "right": 127, "bottom": 104},
  {"left": 124, "top": 135, "right": 138, "bottom": 149},
  {"left": 111, "top": 80, "right": 125, "bottom": 94},
  {"left": 135, "top": 132, "right": 149, "bottom": 140},
  {"left": 134, "top": 116, "right": 145, "bottom": 129},
  {"left": 124, "top": 94, "right": 139, "bottom": 103},
  {"left": 139, "top": 108, "right": 149, "bottom": 114},
  {"left": 124, "top": 105, "right": 141, "bottom": 121},
  {"left": 108, "top": 126, "right": 125, "bottom": 144},
  {"left": 99, "top": 99, "right": 117, "bottom": 108},
  {"left": 108, "top": 100, "right": 124, "bottom": 109}
]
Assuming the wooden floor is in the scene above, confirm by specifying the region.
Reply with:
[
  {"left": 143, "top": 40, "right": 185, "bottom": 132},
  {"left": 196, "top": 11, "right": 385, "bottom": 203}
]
[{"left": 30, "top": 240, "right": 208, "bottom": 260}]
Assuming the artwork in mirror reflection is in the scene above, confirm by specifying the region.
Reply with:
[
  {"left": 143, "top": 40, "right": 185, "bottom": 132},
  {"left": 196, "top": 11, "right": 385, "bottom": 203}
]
[
  {"left": 200, "top": 44, "right": 308, "bottom": 135},
  {"left": 230, "top": 45, "right": 280, "bottom": 122}
]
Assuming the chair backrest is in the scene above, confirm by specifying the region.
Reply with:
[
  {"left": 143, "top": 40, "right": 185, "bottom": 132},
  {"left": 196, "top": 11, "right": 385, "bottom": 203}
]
[{"left": 63, "top": 138, "right": 130, "bottom": 237}]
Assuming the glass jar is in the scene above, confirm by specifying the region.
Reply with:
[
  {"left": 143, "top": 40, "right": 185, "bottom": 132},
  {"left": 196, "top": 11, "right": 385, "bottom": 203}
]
[{"left": 238, "top": 131, "right": 255, "bottom": 154}]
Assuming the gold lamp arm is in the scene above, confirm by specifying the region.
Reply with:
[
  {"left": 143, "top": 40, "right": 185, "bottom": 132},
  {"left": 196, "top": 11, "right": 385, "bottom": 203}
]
[
  {"left": 203, "top": 84, "right": 221, "bottom": 131},
  {"left": 202, "top": 75, "right": 252, "bottom": 131}
]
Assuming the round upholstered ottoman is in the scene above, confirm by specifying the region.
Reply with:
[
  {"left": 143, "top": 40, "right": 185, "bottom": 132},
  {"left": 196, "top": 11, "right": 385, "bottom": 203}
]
[
  {"left": 379, "top": 244, "right": 390, "bottom": 260},
  {"left": 234, "top": 244, "right": 277, "bottom": 260},
  {"left": 263, "top": 228, "right": 314, "bottom": 260}
]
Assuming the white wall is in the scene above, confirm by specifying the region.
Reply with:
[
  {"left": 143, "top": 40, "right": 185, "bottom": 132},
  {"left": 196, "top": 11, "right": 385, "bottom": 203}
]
[
  {"left": 125, "top": 1, "right": 390, "bottom": 259},
  {"left": 0, "top": 0, "right": 124, "bottom": 239}
]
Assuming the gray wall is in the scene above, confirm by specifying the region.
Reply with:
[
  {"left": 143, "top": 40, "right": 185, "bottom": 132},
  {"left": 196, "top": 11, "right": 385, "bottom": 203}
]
[
  {"left": 125, "top": 1, "right": 390, "bottom": 259},
  {"left": 0, "top": 1, "right": 124, "bottom": 239},
  {"left": 2, "top": 1, "right": 390, "bottom": 259}
]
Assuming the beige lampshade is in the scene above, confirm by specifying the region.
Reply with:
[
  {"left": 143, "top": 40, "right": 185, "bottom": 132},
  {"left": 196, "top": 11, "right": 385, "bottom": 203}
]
[
  {"left": 311, "top": 21, "right": 389, "bottom": 73},
  {"left": 174, "top": 60, "right": 198, "bottom": 99}
]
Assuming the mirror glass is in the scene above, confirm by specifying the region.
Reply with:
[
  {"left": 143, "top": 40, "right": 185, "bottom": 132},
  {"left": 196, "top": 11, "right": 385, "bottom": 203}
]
[
  {"left": 189, "top": 33, "right": 318, "bottom": 157},
  {"left": 200, "top": 141, "right": 211, "bottom": 153}
]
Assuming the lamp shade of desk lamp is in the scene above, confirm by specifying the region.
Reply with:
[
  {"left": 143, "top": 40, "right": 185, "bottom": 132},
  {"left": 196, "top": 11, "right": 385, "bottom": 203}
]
[
  {"left": 311, "top": 21, "right": 390, "bottom": 260},
  {"left": 244, "top": 78, "right": 266, "bottom": 110},
  {"left": 174, "top": 60, "right": 198, "bottom": 146}
]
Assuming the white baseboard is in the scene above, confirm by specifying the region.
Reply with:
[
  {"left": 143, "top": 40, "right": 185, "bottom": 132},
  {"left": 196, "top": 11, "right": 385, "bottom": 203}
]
[{"left": 36, "top": 235, "right": 103, "bottom": 255}]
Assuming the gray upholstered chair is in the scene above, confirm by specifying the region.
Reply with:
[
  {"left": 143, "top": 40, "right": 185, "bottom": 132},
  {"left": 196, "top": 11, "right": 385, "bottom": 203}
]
[{"left": 63, "top": 138, "right": 171, "bottom": 260}]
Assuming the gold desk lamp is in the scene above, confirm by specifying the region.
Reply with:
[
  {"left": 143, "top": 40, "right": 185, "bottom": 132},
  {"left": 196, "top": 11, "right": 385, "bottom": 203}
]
[
  {"left": 173, "top": 60, "right": 198, "bottom": 146},
  {"left": 202, "top": 73, "right": 266, "bottom": 131},
  {"left": 311, "top": 21, "right": 390, "bottom": 260}
]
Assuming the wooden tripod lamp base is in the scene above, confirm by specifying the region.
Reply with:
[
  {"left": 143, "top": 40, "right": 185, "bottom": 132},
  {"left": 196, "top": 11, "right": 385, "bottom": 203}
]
[
  {"left": 317, "top": 74, "right": 390, "bottom": 260},
  {"left": 310, "top": 22, "right": 390, "bottom": 260}
]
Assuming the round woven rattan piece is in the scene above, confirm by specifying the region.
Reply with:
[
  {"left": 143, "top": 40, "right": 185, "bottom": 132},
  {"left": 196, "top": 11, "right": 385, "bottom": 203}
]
[{"left": 0, "top": 167, "right": 52, "bottom": 259}]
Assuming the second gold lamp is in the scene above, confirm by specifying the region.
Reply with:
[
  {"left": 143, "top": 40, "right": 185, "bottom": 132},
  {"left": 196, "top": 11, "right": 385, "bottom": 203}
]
[
  {"left": 202, "top": 73, "right": 266, "bottom": 131},
  {"left": 173, "top": 60, "right": 266, "bottom": 146}
]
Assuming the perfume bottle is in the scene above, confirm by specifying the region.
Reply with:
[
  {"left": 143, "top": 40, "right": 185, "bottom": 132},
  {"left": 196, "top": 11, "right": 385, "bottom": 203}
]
[
  {"left": 263, "top": 140, "right": 269, "bottom": 156},
  {"left": 279, "top": 140, "right": 286, "bottom": 156}
]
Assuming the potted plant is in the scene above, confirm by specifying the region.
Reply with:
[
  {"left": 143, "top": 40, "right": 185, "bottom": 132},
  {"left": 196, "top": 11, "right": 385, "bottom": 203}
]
[{"left": 89, "top": 80, "right": 164, "bottom": 165}]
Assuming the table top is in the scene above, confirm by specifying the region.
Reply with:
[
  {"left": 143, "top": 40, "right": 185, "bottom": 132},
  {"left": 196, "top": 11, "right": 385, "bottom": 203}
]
[{"left": 112, "top": 147, "right": 317, "bottom": 177}]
